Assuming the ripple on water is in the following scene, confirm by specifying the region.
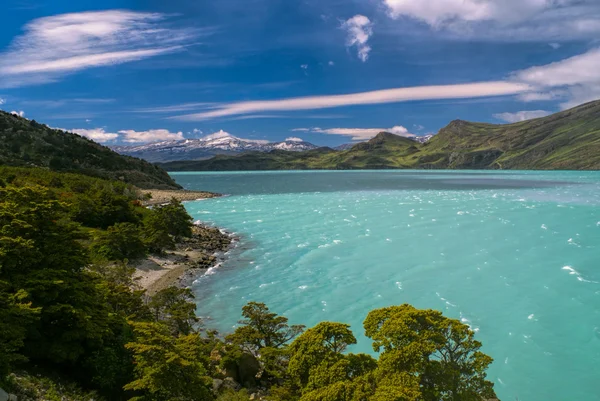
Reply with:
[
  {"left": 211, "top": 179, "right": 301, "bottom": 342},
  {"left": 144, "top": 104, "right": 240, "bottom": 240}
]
[{"left": 181, "top": 171, "right": 600, "bottom": 401}]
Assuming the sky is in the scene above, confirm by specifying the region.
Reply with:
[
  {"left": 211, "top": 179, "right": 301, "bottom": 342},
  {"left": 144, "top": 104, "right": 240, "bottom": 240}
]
[{"left": 1, "top": 0, "right": 600, "bottom": 147}]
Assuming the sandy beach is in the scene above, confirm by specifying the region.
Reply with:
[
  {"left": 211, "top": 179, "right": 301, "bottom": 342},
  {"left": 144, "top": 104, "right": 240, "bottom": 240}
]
[
  {"left": 141, "top": 189, "right": 221, "bottom": 206},
  {"left": 133, "top": 224, "right": 233, "bottom": 294}
]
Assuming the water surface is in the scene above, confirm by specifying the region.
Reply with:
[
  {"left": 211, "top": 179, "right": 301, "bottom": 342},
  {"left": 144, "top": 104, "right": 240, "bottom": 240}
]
[{"left": 177, "top": 170, "right": 600, "bottom": 401}]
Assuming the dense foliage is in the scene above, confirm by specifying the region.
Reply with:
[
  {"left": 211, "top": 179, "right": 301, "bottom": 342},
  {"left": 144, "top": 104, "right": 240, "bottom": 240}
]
[
  {"left": 0, "top": 110, "right": 180, "bottom": 189},
  {"left": 0, "top": 167, "right": 499, "bottom": 400},
  {"left": 162, "top": 99, "right": 600, "bottom": 171}
]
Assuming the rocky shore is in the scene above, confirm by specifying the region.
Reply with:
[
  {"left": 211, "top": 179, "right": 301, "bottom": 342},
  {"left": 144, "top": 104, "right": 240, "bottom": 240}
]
[
  {"left": 141, "top": 189, "right": 221, "bottom": 206},
  {"left": 133, "top": 223, "right": 234, "bottom": 295}
]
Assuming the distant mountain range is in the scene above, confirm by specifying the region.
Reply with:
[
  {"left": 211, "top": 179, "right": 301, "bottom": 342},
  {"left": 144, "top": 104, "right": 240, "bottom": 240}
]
[
  {"left": 0, "top": 110, "right": 180, "bottom": 189},
  {"left": 160, "top": 100, "right": 600, "bottom": 171},
  {"left": 112, "top": 130, "right": 435, "bottom": 162},
  {"left": 112, "top": 131, "right": 320, "bottom": 162}
]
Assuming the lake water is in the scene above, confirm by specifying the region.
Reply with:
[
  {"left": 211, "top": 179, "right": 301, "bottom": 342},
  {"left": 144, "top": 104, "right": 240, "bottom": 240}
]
[{"left": 176, "top": 170, "right": 600, "bottom": 401}]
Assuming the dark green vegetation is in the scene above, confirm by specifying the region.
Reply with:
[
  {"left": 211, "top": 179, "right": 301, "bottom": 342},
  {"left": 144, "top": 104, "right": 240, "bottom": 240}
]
[
  {"left": 162, "top": 100, "right": 600, "bottom": 171},
  {"left": 0, "top": 110, "right": 180, "bottom": 189},
  {"left": 0, "top": 166, "right": 499, "bottom": 400}
]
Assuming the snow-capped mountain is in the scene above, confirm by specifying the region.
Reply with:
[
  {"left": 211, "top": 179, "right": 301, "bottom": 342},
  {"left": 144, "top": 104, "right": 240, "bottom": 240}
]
[
  {"left": 112, "top": 131, "right": 319, "bottom": 162},
  {"left": 413, "top": 134, "right": 434, "bottom": 143}
]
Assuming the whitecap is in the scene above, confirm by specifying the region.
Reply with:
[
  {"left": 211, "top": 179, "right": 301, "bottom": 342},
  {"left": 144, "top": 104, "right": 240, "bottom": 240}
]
[
  {"left": 395, "top": 281, "right": 402, "bottom": 290},
  {"left": 333, "top": 240, "right": 342, "bottom": 244},
  {"left": 541, "top": 224, "right": 547, "bottom": 230},
  {"left": 528, "top": 314, "right": 535, "bottom": 320},
  {"left": 298, "top": 285, "right": 308, "bottom": 290}
]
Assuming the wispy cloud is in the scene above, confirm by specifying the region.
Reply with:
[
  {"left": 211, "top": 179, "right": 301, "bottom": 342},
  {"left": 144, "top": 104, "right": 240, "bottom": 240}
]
[
  {"left": 493, "top": 110, "right": 551, "bottom": 123},
  {"left": 342, "top": 15, "right": 373, "bottom": 62},
  {"left": 381, "top": 0, "right": 600, "bottom": 41},
  {"left": 132, "top": 102, "right": 215, "bottom": 113},
  {"left": 0, "top": 10, "right": 198, "bottom": 88},
  {"left": 65, "top": 127, "right": 118, "bottom": 143},
  {"left": 20, "top": 98, "right": 115, "bottom": 108},
  {"left": 171, "top": 81, "right": 530, "bottom": 121},
  {"left": 291, "top": 128, "right": 310, "bottom": 132},
  {"left": 0, "top": 97, "right": 5, "bottom": 105},
  {"left": 298, "top": 126, "right": 414, "bottom": 141},
  {"left": 285, "top": 137, "right": 304, "bottom": 142},
  {"left": 118, "top": 129, "right": 184, "bottom": 143}
]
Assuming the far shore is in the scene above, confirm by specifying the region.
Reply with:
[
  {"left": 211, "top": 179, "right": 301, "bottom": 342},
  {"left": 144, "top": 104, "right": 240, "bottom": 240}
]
[{"left": 141, "top": 189, "right": 221, "bottom": 206}]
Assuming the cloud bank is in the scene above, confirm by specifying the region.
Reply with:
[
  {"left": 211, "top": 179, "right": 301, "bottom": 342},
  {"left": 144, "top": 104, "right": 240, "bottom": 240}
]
[
  {"left": 118, "top": 129, "right": 185, "bottom": 143},
  {"left": 381, "top": 0, "right": 600, "bottom": 41},
  {"left": 67, "top": 127, "right": 119, "bottom": 143}
]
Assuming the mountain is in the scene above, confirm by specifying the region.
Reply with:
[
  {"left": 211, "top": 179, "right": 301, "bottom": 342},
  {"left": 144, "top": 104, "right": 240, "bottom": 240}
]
[
  {"left": 0, "top": 110, "right": 181, "bottom": 189},
  {"left": 161, "top": 100, "right": 600, "bottom": 171},
  {"left": 112, "top": 131, "right": 319, "bottom": 162}
]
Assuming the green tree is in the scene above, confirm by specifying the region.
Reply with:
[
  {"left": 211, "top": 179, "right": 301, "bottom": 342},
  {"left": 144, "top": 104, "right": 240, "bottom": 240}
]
[
  {"left": 0, "top": 286, "right": 39, "bottom": 376},
  {"left": 124, "top": 322, "right": 213, "bottom": 401},
  {"left": 143, "top": 212, "right": 175, "bottom": 253},
  {"left": 227, "top": 302, "right": 305, "bottom": 353},
  {"left": 363, "top": 304, "right": 496, "bottom": 401},
  {"left": 91, "top": 222, "right": 147, "bottom": 261},
  {"left": 0, "top": 185, "right": 115, "bottom": 365},
  {"left": 155, "top": 198, "right": 193, "bottom": 240},
  {"left": 148, "top": 287, "right": 199, "bottom": 335}
]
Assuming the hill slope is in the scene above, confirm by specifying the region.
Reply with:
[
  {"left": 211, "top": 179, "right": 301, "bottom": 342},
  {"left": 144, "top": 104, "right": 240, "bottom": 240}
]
[
  {"left": 162, "top": 100, "right": 600, "bottom": 171},
  {"left": 0, "top": 111, "right": 180, "bottom": 189}
]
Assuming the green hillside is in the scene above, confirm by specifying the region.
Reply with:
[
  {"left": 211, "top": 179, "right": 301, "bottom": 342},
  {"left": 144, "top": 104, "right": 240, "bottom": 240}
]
[
  {"left": 0, "top": 110, "right": 181, "bottom": 189},
  {"left": 162, "top": 100, "right": 600, "bottom": 171}
]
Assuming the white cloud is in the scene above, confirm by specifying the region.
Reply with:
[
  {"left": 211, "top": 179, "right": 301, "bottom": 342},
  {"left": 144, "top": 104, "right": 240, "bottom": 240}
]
[
  {"left": 512, "top": 47, "right": 600, "bottom": 109},
  {"left": 0, "top": 10, "right": 196, "bottom": 88},
  {"left": 291, "top": 128, "right": 310, "bottom": 132},
  {"left": 173, "top": 81, "right": 530, "bottom": 121},
  {"left": 193, "top": 128, "right": 203, "bottom": 134},
  {"left": 549, "top": 43, "right": 561, "bottom": 49},
  {"left": 0, "top": 97, "right": 5, "bottom": 105},
  {"left": 300, "top": 64, "right": 308, "bottom": 70},
  {"left": 328, "top": 61, "right": 335, "bottom": 66},
  {"left": 381, "top": 0, "right": 600, "bottom": 41},
  {"left": 10, "top": 110, "right": 25, "bottom": 117},
  {"left": 413, "top": 124, "right": 424, "bottom": 131},
  {"left": 308, "top": 125, "right": 414, "bottom": 141},
  {"left": 285, "top": 137, "right": 304, "bottom": 142},
  {"left": 118, "top": 129, "right": 184, "bottom": 143},
  {"left": 66, "top": 128, "right": 118, "bottom": 143},
  {"left": 342, "top": 15, "right": 373, "bottom": 62},
  {"left": 514, "top": 48, "right": 600, "bottom": 87},
  {"left": 493, "top": 110, "right": 551, "bottom": 123}
]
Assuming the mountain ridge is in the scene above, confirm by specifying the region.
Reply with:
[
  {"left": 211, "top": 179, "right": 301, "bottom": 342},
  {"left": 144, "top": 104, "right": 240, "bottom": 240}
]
[{"left": 160, "top": 99, "right": 600, "bottom": 171}]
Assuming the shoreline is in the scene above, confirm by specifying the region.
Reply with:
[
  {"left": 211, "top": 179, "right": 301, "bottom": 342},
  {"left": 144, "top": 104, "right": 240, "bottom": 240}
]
[
  {"left": 133, "top": 223, "right": 236, "bottom": 295},
  {"left": 140, "top": 189, "right": 221, "bottom": 206}
]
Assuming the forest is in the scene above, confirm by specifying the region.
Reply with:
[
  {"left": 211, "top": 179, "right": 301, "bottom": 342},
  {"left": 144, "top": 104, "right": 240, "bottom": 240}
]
[{"left": 0, "top": 167, "right": 498, "bottom": 401}]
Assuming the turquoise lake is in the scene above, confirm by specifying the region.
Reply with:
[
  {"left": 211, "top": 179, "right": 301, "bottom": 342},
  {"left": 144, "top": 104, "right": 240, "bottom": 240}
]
[{"left": 176, "top": 170, "right": 600, "bottom": 401}]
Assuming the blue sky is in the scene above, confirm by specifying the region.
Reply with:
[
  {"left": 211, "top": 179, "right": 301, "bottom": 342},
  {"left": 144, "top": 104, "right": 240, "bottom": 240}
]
[{"left": 1, "top": 0, "right": 600, "bottom": 146}]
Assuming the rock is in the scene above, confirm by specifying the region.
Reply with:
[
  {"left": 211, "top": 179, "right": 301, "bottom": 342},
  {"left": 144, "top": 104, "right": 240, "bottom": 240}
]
[
  {"left": 0, "top": 388, "right": 8, "bottom": 401},
  {"left": 222, "top": 377, "right": 241, "bottom": 391},
  {"left": 212, "top": 379, "right": 223, "bottom": 393}
]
